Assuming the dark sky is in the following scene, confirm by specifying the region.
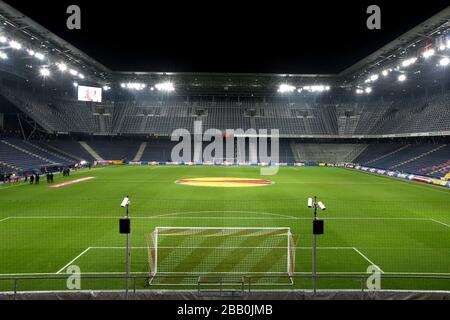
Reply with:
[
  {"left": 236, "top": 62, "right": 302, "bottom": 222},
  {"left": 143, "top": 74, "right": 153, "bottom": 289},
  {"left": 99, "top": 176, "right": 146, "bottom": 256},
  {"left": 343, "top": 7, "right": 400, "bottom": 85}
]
[{"left": 3, "top": 0, "right": 449, "bottom": 74}]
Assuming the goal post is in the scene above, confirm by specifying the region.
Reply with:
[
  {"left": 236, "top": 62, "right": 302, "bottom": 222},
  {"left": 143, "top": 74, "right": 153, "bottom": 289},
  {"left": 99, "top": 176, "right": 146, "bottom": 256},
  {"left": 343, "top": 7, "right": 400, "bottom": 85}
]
[{"left": 147, "top": 227, "right": 296, "bottom": 285}]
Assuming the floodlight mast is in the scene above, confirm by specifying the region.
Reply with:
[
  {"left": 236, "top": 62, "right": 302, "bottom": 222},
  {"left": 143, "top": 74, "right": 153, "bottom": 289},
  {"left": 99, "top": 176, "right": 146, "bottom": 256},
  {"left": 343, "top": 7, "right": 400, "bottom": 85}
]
[{"left": 307, "top": 196, "right": 326, "bottom": 296}]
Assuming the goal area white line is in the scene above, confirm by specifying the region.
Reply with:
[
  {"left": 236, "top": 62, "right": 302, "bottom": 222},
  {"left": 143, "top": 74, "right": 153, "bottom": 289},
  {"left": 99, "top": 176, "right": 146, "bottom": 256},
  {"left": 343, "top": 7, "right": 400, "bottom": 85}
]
[{"left": 51, "top": 245, "right": 383, "bottom": 275}]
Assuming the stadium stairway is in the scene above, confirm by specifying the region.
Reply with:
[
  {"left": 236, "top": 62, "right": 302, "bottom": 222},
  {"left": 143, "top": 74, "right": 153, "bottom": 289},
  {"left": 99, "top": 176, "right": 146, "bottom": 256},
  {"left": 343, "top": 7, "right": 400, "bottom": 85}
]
[
  {"left": 23, "top": 141, "right": 74, "bottom": 165},
  {"left": 133, "top": 142, "right": 148, "bottom": 162},
  {"left": 390, "top": 145, "right": 447, "bottom": 170},
  {"left": 37, "top": 141, "right": 83, "bottom": 162},
  {"left": 79, "top": 141, "right": 104, "bottom": 161},
  {"left": 363, "top": 144, "right": 410, "bottom": 165},
  {"left": 1, "top": 140, "right": 58, "bottom": 165}
]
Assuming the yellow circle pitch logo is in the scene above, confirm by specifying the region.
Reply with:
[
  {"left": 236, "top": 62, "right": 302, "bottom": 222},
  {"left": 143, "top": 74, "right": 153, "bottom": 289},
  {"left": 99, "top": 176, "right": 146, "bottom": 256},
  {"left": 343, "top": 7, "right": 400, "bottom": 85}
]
[{"left": 175, "top": 177, "right": 274, "bottom": 188}]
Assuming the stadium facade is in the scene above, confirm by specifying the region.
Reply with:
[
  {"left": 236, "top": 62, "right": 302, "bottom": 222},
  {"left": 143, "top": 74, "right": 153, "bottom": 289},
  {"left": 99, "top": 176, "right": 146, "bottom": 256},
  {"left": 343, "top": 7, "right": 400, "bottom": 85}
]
[{"left": 0, "top": 2, "right": 450, "bottom": 181}]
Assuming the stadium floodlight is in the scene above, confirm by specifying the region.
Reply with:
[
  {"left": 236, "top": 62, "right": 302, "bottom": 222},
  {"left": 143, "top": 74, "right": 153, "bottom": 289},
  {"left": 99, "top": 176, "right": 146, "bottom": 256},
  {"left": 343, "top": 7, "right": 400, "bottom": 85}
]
[
  {"left": 422, "top": 48, "right": 435, "bottom": 59},
  {"left": 365, "top": 87, "right": 372, "bottom": 94},
  {"left": 9, "top": 40, "right": 22, "bottom": 50},
  {"left": 27, "top": 49, "right": 35, "bottom": 56},
  {"left": 120, "top": 196, "right": 130, "bottom": 208},
  {"left": 57, "top": 63, "right": 67, "bottom": 72},
  {"left": 370, "top": 74, "right": 379, "bottom": 82},
  {"left": 317, "top": 201, "right": 326, "bottom": 211},
  {"left": 439, "top": 57, "right": 450, "bottom": 67},
  {"left": 125, "top": 82, "right": 147, "bottom": 90},
  {"left": 356, "top": 88, "right": 364, "bottom": 95},
  {"left": 73, "top": 82, "right": 78, "bottom": 87},
  {"left": 155, "top": 81, "right": 175, "bottom": 92},
  {"left": 120, "top": 83, "right": 126, "bottom": 88},
  {"left": 307, "top": 196, "right": 326, "bottom": 294},
  {"left": 277, "top": 84, "right": 296, "bottom": 93},
  {"left": 69, "top": 69, "right": 78, "bottom": 76},
  {"left": 0, "top": 52, "right": 7, "bottom": 60},
  {"left": 401, "top": 57, "right": 417, "bottom": 68},
  {"left": 78, "top": 73, "right": 85, "bottom": 79},
  {"left": 0, "top": 36, "right": 7, "bottom": 43},
  {"left": 382, "top": 70, "right": 389, "bottom": 76},
  {"left": 103, "top": 85, "right": 111, "bottom": 91},
  {"left": 39, "top": 68, "right": 50, "bottom": 77},
  {"left": 398, "top": 74, "right": 407, "bottom": 82},
  {"left": 34, "top": 52, "right": 45, "bottom": 60},
  {"left": 119, "top": 196, "right": 131, "bottom": 298}
]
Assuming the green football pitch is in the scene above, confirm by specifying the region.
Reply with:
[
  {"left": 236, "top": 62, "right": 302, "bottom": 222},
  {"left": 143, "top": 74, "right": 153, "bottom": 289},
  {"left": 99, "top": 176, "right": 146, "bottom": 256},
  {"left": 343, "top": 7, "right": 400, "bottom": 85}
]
[{"left": 1, "top": 165, "right": 450, "bottom": 292}]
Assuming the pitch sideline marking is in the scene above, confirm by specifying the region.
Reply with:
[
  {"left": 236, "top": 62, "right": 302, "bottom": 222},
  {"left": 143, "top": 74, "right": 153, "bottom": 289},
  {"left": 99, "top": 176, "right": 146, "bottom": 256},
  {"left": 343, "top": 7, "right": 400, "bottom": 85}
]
[
  {"left": 353, "top": 247, "right": 384, "bottom": 274},
  {"left": 55, "top": 247, "right": 91, "bottom": 274},
  {"left": 0, "top": 217, "right": 10, "bottom": 223},
  {"left": 429, "top": 218, "right": 450, "bottom": 229}
]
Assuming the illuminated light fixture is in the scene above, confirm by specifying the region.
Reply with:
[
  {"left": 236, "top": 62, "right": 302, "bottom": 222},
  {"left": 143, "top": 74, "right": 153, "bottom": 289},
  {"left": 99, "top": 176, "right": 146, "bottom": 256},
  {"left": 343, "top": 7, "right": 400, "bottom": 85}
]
[
  {"left": 277, "top": 84, "right": 296, "bottom": 93},
  {"left": 0, "top": 52, "right": 7, "bottom": 60},
  {"left": 39, "top": 68, "right": 50, "bottom": 77},
  {"left": 382, "top": 70, "right": 389, "bottom": 76},
  {"left": 150, "top": 87, "right": 155, "bottom": 91},
  {"left": 370, "top": 74, "right": 379, "bottom": 82},
  {"left": 9, "top": 40, "right": 22, "bottom": 50},
  {"left": 73, "top": 82, "right": 79, "bottom": 87},
  {"left": 34, "top": 52, "right": 45, "bottom": 60},
  {"left": 302, "top": 85, "right": 330, "bottom": 93},
  {"left": 57, "top": 63, "right": 67, "bottom": 72},
  {"left": 439, "top": 57, "right": 450, "bottom": 67},
  {"left": 124, "top": 82, "right": 147, "bottom": 90},
  {"left": 0, "top": 36, "right": 7, "bottom": 43},
  {"left": 103, "top": 85, "right": 111, "bottom": 91},
  {"left": 401, "top": 57, "right": 417, "bottom": 67},
  {"left": 365, "top": 87, "right": 372, "bottom": 94},
  {"left": 69, "top": 69, "right": 78, "bottom": 76},
  {"left": 422, "top": 48, "right": 435, "bottom": 59},
  {"left": 78, "top": 73, "right": 85, "bottom": 79},
  {"left": 439, "top": 44, "right": 447, "bottom": 51},
  {"left": 356, "top": 89, "right": 364, "bottom": 95},
  {"left": 155, "top": 81, "right": 175, "bottom": 92},
  {"left": 27, "top": 49, "right": 35, "bottom": 56},
  {"left": 398, "top": 74, "right": 407, "bottom": 82},
  {"left": 120, "top": 83, "right": 126, "bottom": 88}
]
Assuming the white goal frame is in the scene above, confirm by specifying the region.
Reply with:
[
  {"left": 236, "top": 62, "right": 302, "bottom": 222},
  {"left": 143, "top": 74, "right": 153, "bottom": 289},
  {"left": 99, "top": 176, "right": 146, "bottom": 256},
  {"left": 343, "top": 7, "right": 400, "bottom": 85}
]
[{"left": 147, "top": 227, "right": 296, "bottom": 285}]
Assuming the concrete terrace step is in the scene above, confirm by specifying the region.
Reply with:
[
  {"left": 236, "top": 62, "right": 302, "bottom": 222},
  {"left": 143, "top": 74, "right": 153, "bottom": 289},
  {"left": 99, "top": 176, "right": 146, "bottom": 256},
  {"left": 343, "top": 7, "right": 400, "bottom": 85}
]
[
  {"left": 391, "top": 145, "right": 447, "bottom": 169},
  {"left": 365, "top": 145, "right": 410, "bottom": 165},
  {"left": 133, "top": 142, "right": 147, "bottom": 162},
  {"left": 79, "top": 141, "right": 104, "bottom": 162},
  {"left": 1, "top": 140, "right": 57, "bottom": 165}
]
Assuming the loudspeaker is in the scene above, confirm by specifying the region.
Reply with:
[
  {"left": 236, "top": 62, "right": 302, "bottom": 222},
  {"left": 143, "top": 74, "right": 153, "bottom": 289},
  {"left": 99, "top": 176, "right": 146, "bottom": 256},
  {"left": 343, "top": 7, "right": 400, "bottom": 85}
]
[
  {"left": 313, "top": 220, "right": 324, "bottom": 235},
  {"left": 119, "top": 218, "right": 131, "bottom": 234}
]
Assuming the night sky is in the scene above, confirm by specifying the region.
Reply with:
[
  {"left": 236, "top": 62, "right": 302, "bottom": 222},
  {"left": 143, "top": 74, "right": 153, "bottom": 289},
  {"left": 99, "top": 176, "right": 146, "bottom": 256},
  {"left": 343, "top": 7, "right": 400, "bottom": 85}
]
[{"left": 3, "top": 0, "right": 449, "bottom": 74}]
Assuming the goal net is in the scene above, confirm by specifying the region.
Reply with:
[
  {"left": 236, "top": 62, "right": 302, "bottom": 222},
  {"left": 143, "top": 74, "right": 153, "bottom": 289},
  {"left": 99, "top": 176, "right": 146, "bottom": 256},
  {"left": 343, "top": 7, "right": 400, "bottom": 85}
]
[{"left": 147, "top": 227, "right": 296, "bottom": 285}]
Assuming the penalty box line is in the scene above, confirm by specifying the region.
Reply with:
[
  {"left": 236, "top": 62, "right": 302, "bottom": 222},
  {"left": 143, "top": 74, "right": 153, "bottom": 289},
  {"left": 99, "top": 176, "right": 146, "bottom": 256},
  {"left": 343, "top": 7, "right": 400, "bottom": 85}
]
[{"left": 54, "top": 246, "right": 380, "bottom": 276}]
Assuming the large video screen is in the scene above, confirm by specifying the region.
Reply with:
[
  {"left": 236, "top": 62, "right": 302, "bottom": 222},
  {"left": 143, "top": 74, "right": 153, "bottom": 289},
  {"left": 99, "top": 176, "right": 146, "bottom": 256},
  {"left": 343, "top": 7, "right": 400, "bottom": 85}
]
[{"left": 78, "top": 86, "right": 102, "bottom": 102}]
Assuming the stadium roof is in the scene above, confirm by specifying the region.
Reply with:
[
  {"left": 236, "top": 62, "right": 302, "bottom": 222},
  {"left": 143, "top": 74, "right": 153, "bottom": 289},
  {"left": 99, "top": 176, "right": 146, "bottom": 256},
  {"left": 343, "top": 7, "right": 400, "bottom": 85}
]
[{"left": 0, "top": 1, "right": 449, "bottom": 93}]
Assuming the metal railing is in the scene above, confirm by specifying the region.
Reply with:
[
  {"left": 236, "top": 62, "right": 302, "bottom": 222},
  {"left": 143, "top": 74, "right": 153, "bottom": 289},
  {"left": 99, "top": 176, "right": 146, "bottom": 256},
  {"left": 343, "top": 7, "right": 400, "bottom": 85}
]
[{"left": 1, "top": 273, "right": 450, "bottom": 300}]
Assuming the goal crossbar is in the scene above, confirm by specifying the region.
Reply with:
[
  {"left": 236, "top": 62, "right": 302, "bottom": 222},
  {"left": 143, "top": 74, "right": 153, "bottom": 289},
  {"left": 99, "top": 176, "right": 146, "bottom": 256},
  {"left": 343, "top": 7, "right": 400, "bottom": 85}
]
[{"left": 147, "top": 227, "right": 296, "bottom": 285}]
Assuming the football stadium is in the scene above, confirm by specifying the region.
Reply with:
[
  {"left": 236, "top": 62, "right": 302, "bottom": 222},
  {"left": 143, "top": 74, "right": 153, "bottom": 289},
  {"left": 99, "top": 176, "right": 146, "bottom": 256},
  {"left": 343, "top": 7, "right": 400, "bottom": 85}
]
[{"left": 0, "top": 2, "right": 450, "bottom": 300}]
